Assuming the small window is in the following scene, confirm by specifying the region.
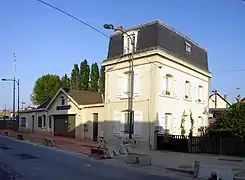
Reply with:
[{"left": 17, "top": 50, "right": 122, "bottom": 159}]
[
  {"left": 166, "top": 74, "right": 173, "bottom": 95},
  {"left": 43, "top": 115, "right": 46, "bottom": 127},
  {"left": 60, "top": 96, "right": 65, "bottom": 105},
  {"left": 20, "top": 117, "right": 26, "bottom": 127},
  {"left": 49, "top": 116, "right": 52, "bottom": 128},
  {"left": 185, "top": 42, "right": 191, "bottom": 53},
  {"left": 185, "top": 81, "right": 190, "bottom": 99},
  {"left": 198, "top": 85, "right": 203, "bottom": 102},
  {"left": 164, "top": 113, "right": 172, "bottom": 132},
  {"left": 124, "top": 111, "right": 134, "bottom": 134},
  {"left": 38, "top": 116, "right": 42, "bottom": 128}
]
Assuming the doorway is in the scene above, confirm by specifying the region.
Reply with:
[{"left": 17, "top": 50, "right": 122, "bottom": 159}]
[{"left": 92, "top": 113, "right": 99, "bottom": 142}]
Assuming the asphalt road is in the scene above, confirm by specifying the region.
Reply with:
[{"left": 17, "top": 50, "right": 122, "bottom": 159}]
[{"left": 0, "top": 135, "right": 182, "bottom": 180}]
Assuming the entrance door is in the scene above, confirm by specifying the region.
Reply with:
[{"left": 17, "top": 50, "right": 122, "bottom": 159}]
[
  {"left": 68, "top": 115, "right": 75, "bottom": 138},
  {"left": 92, "top": 113, "right": 99, "bottom": 142},
  {"left": 32, "top": 115, "right": 35, "bottom": 133}
]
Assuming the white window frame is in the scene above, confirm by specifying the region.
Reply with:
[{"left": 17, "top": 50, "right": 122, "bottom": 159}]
[
  {"left": 20, "top": 117, "right": 26, "bottom": 127},
  {"left": 164, "top": 113, "right": 172, "bottom": 131},
  {"left": 166, "top": 74, "right": 173, "bottom": 95},
  {"left": 185, "top": 42, "right": 191, "bottom": 53},
  {"left": 123, "top": 30, "right": 138, "bottom": 55},
  {"left": 185, "top": 81, "right": 191, "bottom": 99},
  {"left": 60, "top": 96, "right": 65, "bottom": 105},
  {"left": 198, "top": 85, "right": 203, "bottom": 102}
]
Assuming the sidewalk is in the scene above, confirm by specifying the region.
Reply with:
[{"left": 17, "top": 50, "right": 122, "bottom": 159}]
[
  {"left": 0, "top": 129, "right": 99, "bottom": 155},
  {"left": 104, "top": 148, "right": 245, "bottom": 175}
]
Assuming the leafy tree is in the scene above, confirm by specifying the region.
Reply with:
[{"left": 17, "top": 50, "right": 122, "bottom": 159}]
[
  {"left": 61, "top": 74, "right": 70, "bottom": 89},
  {"left": 71, "top": 64, "right": 79, "bottom": 89},
  {"left": 90, "top": 62, "right": 100, "bottom": 92},
  {"left": 211, "top": 102, "right": 245, "bottom": 137},
  {"left": 79, "top": 59, "right": 90, "bottom": 90},
  {"left": 99, "top": 66, "right": 105, "bottom": 93},
  {"left": 31, "top": 74, "right": 61, "bottom": 105}
]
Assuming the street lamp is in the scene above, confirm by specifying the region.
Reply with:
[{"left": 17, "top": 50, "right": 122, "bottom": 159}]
[
  {"left": 104, "top": 23, "right": 135, "bottom": 140},
  {"left": 1, "top": 78, "right": 20, "bottom": 129}
]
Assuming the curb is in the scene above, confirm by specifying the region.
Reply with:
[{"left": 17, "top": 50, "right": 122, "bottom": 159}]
[{"left": 166, "top": 167, "right": 193, "bottom": 175}]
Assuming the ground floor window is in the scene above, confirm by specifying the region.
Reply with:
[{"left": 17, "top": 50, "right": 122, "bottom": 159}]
[
  {"left": 20, "top": 117, "right": 26, "bottom": 127},
  {"left": 49, "top": 116, "right": 52, "bottom": 128},
  {"left": 38, "top": 116, "right": 42, "bottom": 127}
]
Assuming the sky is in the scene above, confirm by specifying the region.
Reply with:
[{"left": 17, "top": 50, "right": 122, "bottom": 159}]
[{"left": 0, "top": 0, "right": 245, "bottom": 110}]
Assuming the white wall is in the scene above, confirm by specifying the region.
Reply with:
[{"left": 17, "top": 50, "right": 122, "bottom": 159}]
[{"left": 155, "top": 55, "right": 210, "bottom": 136}]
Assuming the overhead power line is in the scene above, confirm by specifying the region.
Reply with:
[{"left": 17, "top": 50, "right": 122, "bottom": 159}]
[{"left": 35, "top": 0, "right": 157, "bottom": 68}]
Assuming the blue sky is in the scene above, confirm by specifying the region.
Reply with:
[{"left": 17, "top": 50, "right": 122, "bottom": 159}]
[{"left": 0, "top": 0, "right": 245, "bottom": 110}]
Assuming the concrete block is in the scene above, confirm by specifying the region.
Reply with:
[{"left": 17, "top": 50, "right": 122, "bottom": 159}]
[
  {"left": 197, "top": 163, "right": 233, "bottom": 180},
  {"left": 119, "top": 144, "right": 131, "bottom": 155},
  {"left": 125, "top": 152, "right": 151, "bottom": 166}
]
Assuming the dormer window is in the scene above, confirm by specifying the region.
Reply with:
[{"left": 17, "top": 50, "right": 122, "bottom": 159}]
[
  {"left": 60, "top": 96, "right": 65, "bottom": 106},
  {"left": 123, "top": 31, "right": 138, "bottom": 55},
  {"left": 185, "top": 42, "right": 191, "bottom": 53}
]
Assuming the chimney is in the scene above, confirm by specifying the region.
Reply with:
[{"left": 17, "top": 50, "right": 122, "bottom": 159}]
[{"left": 115, "top": 26, "right": 124, "bottom": 34}]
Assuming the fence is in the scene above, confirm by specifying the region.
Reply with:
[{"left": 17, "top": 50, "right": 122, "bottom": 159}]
[
  {"left": 156, "top": 133, "right": 245, "bottom": 157},
  {"left": 0, "top": 119, "right": 18, "bottom": 130}
]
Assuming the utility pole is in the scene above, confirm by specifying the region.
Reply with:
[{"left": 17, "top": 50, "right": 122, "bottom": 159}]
[
  {"left": 214, "top": 90, "right": 217, "bottom": 109},
  {"left": 236, "top": 87, "right": 241, "bottom": 103},
  {"left": 128, "top": 34, "right": 135, "bottom": 140},
  {"left": 12, "top": 53, "right": 16, "bottom": 124},
  {"left": 103, "top": 24, "right": 135, "bottom": 140}
]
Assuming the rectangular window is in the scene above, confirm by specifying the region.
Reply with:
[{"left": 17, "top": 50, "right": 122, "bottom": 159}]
[
  {"left": 185, "top": 81, "right": 190, "bottom": 99},
  {"left": 165, "top": 113, "right": 172, "bottom": 133},
  {"left": 134, "top": 111, "right": 142, "bottom": 136},
  {"left": 123, "top": 31, "right": 137, "bottom": 55},
  {"left": 49, "top": 116, "right": 52, "bottom": 128},
  {"left": 38, "top": 116, "right": 42, "bottom": 128},
  {"left": 43, "top": 115, "right": 46, "bottom": 127},
  {"left": 166, "top": 74, "right": 173, "bottom": 95},
  {"left": 198, "top": 85, "right": 203, "bottom": 102},
  {"left": 185, "top": 42, "right": 191, "bottom": 53},
  {"left": 20, "top": 117, "right": 26, "bottom": 127},
  {"left": 124, "top": 111, "right": 134, "bottom": 134}
]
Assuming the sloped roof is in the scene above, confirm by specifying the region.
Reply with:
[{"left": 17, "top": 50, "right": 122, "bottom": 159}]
[
  {"left": 209, "top": 93, "right": 232, "bottom": 107},
  {"left": 64, "top": 89, "right": 104, "bottom": 105},
  {"left": 37, "top": 99, "right": 51, "bottom": 109}
]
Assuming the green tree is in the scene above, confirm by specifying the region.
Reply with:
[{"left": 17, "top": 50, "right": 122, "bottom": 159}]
[
  {"left": 90, "top": 62, "right": 100, "bottom": 92},
  {"left": 79, "top": 59, "right": 90, "bottom": 90},
  {"left": 31, "top": 74, "right": 61, "bottom": 105},
  {"left": 99, "top": 66, "right": 105, "bottom": 93},
  {"left": 71, "top": 64, "right": 79, "bottom": 89},
  {"left": 61, "top": 74, "right": 70, "bottom": 89},
  {"left": 211, "top": 102, "right": 245, "bottom": 137}
]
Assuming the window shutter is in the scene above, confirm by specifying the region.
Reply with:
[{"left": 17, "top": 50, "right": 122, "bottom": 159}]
[
  {"left": 113, "top": 111, "right": 121, "bottom": 134},
  {"left": 160, "top": 76, "right": 167, "bottom": 95},
  {"left": 134, "top": 111, "right": 142, "bottom": 136},
  {"left": 123, "top": 74, "right": 129, "bottom": 97},
  {"left": 117, "top": 76, "right": 122, "bottom": 97},
  {"left": 173, "top": 79, "right": 179, "bottom": 98},
  {"left": 134, "top": 71, "right": 140, "bottom": 96}
]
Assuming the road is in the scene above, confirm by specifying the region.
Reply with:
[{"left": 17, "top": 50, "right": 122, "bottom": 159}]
[{"left": 0, "top": 135, "right": 182, "bottom": 180}]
